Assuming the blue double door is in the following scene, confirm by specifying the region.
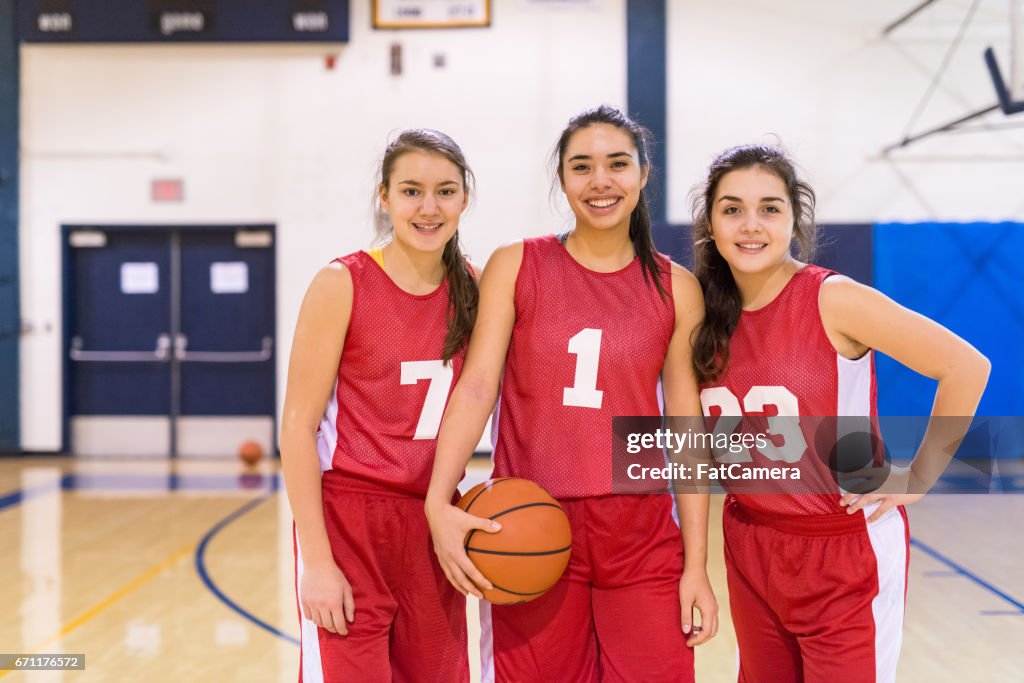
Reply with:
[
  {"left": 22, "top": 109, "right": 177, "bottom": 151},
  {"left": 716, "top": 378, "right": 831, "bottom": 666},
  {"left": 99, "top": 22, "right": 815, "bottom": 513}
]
[{"left": 64, "top": 225, "right": 275, "bottom": 457}]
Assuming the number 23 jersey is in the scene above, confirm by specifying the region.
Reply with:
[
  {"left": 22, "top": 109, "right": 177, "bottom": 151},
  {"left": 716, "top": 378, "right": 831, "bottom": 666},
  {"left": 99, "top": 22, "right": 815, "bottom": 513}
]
[
  {"left": 700, "top": 265, "right": 879, "bottom": 516},
  {"left": 491, "top": 235, "right": 675, "bottom": 499}
]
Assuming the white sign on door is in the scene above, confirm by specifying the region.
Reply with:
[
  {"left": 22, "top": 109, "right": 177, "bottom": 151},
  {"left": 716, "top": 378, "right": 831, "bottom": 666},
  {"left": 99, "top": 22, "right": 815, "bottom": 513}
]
[
  {"left": 210, "top": 262, "right": 249, "bottom": 294},
  {"left": 120, "top": 262, "right": 159, "bottom": 294}
]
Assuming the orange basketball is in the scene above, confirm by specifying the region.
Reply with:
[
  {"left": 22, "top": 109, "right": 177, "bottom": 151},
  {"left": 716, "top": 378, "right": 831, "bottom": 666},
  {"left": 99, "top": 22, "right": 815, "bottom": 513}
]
[
  {"left": 237, "top": 439, "right": 263, "bottom": 466},
  {"left": 456, "top": 478, "right": 572, "bottom": 605}
]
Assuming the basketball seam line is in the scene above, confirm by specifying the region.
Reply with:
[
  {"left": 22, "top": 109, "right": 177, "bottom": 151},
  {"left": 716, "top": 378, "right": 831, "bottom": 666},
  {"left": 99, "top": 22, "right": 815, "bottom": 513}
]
[
  {"left": 487, "top": 502, "right": 562, "bottom": 519},
  {"left": 466, "top": 545, "right": 572, "bottom": 557},
  {"left": 462, "top": 482, "right": 513, "bottom": 548},
  {"left": 464, "top": 500, "right": 564, "bottom": 550},
  {"left": 460, "top": 477, "right": 512, "bottom": 515},
  {"left": 486, "top": 581, "right": 549, "bottom": 597},
  {"left": 463, "top": 483, "right": 553, "bottom": 549}
]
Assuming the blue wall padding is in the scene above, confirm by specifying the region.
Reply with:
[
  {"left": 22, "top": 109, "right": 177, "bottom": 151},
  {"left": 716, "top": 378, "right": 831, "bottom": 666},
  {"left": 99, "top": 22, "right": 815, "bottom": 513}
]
[
  {"left": 815, "top": 224, "right": 873, "bottom": 285},
  {"left": 0, "top": 0, "right": 19, "bottom": 450},
  {"left": 653, "top": 223, "right": 692, "bottom": 267},
  {"left": 873, "top": 221, "right": 1021, "bottom": 419},
  {"left": 627, "top": 0, "right": 667, "bottom": 222}
]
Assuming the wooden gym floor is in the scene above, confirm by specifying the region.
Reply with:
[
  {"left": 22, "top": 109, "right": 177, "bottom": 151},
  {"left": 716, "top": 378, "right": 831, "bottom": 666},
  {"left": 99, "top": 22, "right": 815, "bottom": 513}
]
[{"left": 0, "top": 456, "right": 1022, "bottom": 682}]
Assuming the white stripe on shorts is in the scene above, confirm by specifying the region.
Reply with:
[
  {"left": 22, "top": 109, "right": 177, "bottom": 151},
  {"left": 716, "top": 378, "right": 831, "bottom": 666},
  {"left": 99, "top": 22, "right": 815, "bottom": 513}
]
[
  {"left": 866, "top": 507, "right": 908, "bottom": 683},
  {"left": 479, "top": 599, "right": 495, "bottom": 683},
  {"left": 294, "top": 530, "right": 325, "bottom": 683}
]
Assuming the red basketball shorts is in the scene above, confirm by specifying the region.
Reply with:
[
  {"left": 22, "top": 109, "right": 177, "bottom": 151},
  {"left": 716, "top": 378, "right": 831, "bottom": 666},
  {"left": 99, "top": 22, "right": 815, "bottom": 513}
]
[
  {"left": 294, "top": 472, "right": 468, "bottom": 683},
  {"left": 723, "top": 496, "right": 910, "bottom": 683},
  {"left": 481, "top": 493, "right": 694, "bottom": 683}
]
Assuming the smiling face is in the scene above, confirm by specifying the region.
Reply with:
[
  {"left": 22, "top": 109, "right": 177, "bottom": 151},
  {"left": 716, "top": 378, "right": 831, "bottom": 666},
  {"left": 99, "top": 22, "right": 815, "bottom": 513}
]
[
  {"left": 709, "top": 165, "right": 796, "bottom": 275},
  {"left": 380, "top": 149, "right": 467, "bottom": 256},
  {"left": 559, "top": 123, "right": 649, "bottom": 234}
]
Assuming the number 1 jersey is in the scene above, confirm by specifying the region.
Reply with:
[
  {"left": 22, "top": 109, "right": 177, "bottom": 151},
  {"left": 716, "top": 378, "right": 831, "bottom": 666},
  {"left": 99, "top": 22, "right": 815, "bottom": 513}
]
[{"left": 491, "top": 235, "right": 676, "bottom": 499}]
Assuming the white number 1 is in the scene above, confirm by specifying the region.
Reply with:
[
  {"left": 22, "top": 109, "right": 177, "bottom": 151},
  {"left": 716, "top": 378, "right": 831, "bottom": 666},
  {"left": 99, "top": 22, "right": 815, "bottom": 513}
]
[
  {"left": 563, "top": 328, "right": 604, "bottom": 409},
  {"left": 400, "top": 360, "right": 454, "bottom": 440}
]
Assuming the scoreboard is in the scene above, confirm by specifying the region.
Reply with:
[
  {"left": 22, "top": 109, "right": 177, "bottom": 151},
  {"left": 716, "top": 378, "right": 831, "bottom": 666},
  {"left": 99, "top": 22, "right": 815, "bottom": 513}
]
[{"left": 18, "top": 0, "right": 350, "bottom": 43}]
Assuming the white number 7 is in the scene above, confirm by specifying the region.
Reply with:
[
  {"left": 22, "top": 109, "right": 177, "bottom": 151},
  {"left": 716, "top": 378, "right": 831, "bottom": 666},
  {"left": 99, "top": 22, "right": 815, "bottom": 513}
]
[{"left": 400, "top": 360, "right": 454, "bottom": 440}]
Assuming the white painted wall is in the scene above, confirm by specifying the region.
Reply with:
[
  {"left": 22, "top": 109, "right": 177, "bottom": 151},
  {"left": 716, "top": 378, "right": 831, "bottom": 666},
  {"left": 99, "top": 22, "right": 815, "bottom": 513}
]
[
  {"left": 19, "top": 0, "right": 1024, "bottom": 450},
  {"left": 18, "top": 0, "right": 628, "bottom": 451},
  {"left": 667, "top": 0, "right": 1024, "bottom": 223}
]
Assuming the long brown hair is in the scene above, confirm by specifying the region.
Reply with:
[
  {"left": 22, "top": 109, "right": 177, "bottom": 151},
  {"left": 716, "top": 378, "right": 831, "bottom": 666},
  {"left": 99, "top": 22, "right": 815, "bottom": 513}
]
[
  {"left": 373, "top": 129, "right": 478, "bottom": 362},
  {"left": 552, "top": 105, "right": 668, "bottom": 300},
  {"left": 691, "top": 144, "right": 818, "bottom": 384}
]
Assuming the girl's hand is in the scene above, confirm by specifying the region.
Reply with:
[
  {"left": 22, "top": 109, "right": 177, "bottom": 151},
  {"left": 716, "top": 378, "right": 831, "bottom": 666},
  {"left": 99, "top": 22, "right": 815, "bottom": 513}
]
[
  {"left": 425, "top": 501, "right": 501, "bottom": 598},
  {"left": 300, "top": 560, "right": 355, "bottom": 636},
  {"left": 840, "top": 465, "right": 925, "bottom": 523},
  {"left": 679, "top": 568, "right": 719, "bottom": 647}
]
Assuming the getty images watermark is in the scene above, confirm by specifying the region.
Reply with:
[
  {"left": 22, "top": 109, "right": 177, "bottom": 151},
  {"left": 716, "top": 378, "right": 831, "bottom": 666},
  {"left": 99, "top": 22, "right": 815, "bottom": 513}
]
[
  {"left": 610, "top": 416, "right": 1022, "bottom": 495},
  {"left": 623, "top": 427, "right": 802, "bottom": 483}
]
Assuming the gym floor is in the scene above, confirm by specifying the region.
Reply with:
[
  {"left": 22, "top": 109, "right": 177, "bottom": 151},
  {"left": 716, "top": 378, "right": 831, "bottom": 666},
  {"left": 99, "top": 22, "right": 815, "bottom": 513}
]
[{"left": 1, "top": 456, "right": 1022, "bottom": 682}]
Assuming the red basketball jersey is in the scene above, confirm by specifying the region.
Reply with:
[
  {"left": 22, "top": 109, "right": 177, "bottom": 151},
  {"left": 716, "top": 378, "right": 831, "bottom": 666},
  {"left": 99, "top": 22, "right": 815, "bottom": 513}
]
[
  {"left": 700, "top": 265, "right": 879, "bottom": 516},
  {"left": 491, "top": 235, "right": 675, "bottom": 498},
  {"left": 317, "top": 250, "right": 464, "bottom": 496}
]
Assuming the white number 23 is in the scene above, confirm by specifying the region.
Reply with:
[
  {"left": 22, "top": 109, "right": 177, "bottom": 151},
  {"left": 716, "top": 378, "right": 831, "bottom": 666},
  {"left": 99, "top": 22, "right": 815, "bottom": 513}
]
[{"left": 699, "top": 386, "right": 808, "bottom": 463}]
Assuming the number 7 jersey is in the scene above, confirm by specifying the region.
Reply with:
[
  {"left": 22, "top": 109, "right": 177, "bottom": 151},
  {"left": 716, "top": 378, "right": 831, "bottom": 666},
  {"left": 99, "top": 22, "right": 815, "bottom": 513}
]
[
  {"left": 317, "top": 250, "right": 464, "bottom": 497},
  {"left": 491, "top": 235, "right": 675, "bottom": 499}
]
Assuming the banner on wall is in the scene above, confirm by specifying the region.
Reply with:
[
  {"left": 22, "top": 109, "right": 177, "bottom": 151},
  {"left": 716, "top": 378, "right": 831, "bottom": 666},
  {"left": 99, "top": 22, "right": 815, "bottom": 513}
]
[
  {"left": 373, "top": 0, "right": 490, "bottom": 29},
  {"left": 19, "top": 0, "right": 350, "bottom": 43}
]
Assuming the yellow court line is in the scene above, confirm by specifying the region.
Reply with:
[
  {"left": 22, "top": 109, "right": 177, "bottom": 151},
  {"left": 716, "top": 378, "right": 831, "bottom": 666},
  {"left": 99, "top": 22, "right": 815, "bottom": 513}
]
[{"left": 0, "top": 541, "right": 197, "bottom": 679}]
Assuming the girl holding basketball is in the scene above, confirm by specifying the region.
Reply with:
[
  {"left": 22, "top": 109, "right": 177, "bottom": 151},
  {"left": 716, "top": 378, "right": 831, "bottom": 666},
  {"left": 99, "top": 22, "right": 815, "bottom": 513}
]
[
  {"left": 426, "top": 105, "right": 718, "bottom": 682},
  {"left": 280, "top": 129, "right": 478, "bottom": 682},
  {"left": 691, "top": 144, "right": 989, "bottom": 683}
]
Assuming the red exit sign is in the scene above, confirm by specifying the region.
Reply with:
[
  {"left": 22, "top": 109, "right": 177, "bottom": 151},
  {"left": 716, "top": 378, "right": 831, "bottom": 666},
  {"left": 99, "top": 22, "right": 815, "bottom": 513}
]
[{"left": 151, "top": 178, "right": 184, "bottom": 202}]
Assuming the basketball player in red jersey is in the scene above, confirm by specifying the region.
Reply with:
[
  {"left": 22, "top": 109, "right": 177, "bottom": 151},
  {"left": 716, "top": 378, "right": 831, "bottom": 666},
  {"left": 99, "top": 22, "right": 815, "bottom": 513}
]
[
  {"left": 691, "top": 145, "right": 990, "bottom": 683},
  {"left": 280, "top": 130, "right": 481, "bottom": 682},
  {"left": 425, "top": 106, "right": 718, "bottom": 682}
]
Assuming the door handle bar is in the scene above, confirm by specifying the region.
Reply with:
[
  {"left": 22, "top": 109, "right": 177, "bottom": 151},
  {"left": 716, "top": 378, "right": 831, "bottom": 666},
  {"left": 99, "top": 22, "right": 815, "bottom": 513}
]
[
  {"left": 70, "top": 334, "right": 171, "bottom": 362},
  {"left": 174, "top": 334, "right": 273, "bottom": 363}
]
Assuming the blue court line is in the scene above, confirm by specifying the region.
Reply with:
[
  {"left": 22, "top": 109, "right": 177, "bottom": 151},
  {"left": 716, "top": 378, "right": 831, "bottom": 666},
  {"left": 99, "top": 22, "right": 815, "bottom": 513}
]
[
  {"left": 65, "top": 472, "right": 277, "bottom": 492},
  {"left": 0, "top": 473, "right": 75, "bottom": 511},
  {"left": 194, "top": 482, "right": 301, "bottom": 646},
  {"left": 1, "top": 470, "right": 299, "bottom": 643},
  {"left": 910, "top": 537, "right": 1024, "bottom": 614},
  {"left": 0, "top": 488, "right": 24, "bottom": 510},
  {"left": 8, "top": 475, "right": 1021, "bottom": 632},
  {"left": 0, "top": 473, "right": 276, "bottom": 506}
]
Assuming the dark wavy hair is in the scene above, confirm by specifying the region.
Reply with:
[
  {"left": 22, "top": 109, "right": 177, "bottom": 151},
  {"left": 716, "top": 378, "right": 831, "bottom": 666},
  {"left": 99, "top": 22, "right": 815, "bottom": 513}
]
[
  {"left": 691, "top": 144, "right": 818, "bottom": 384},
  {"left": 552, "top": 105, "right": 668, "bottom": 300},
  {"left": 373, "top": 129, "right": 478, "bottom": 362}
]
